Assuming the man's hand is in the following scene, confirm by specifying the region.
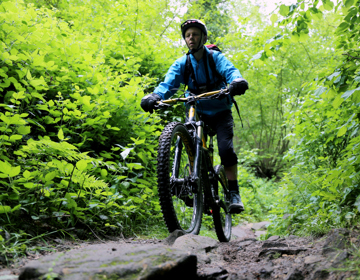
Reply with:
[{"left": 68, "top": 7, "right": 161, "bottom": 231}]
[
  {"left": 141, "top": 93, "right": 161, "bottom": 113},
  {"left": 229, "top": 78, "right": 249, "bottom": 96}
]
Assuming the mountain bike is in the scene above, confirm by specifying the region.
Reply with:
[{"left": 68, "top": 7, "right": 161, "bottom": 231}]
[{"left": 155, "top": 88, "right": 232, "bottom": 242}]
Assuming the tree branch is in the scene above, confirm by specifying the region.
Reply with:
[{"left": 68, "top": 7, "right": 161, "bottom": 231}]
[{"left": 342, "top": 53, "right": 360, "bottom": 60}]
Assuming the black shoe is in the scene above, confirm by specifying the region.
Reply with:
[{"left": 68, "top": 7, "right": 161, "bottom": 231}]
[{"left": 229, "top": 192, "right": 244, "bottom": 214}]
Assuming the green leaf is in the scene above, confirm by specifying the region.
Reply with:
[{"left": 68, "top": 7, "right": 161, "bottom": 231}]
[
  {"left": 23, "top": 170, "right": 31, "bottom": 179},
  {"left": 0, "top": 205, "right": 11, "bottom": 214},
  {"left": 344, "top": 0, "right": 354, "bottom": 8},
  {"left": 130, "top": 138, "right": 145, "bottom": 145},
  {"left": 137, "top": 152, "right": 148, "bottom": 165},
  {"left": 127, "top": 163, "right": 144, "bottom": 170},
  {"left": 24, "top": 182, "right": 35, "bottom": 189},
  {"left": 252, "top": 50, "right": 264, "bottom": 60},
  {"left": 279, "top": 4, "right": 290, "bottom": 16},
  {"left": 12, "top": 204, "right": 21, "bottom": 212},
  {"left": 323, "top": 0, "right": 333, "bottom": 11},
  {"left": 314, "top": 87, "right": 327, "bottom": 97},
  {"left": 0, "top": 160, "right": 13, "bottom": 175},
  {"left": 341, "top": 87, "right": 360, "bottom": 100},
  {"left": 30, "top": 79, "right": 45, "bottom": 88},
  {"left": 65, "top": 193, "right": 77, "bottom": 209},
  {"left": 10, "top": 135, "right": 23, "bottom": 142},
  {"left": 17, "top": 126, "right": 31, "bottom": 135},
  {"left": 332, "top": 96, "right": 344, "bottom": 109},
  {"left": 101, "top": 169, "right": 108, "bottom": 178},
  {"left": 76, "top": 159, "right": 89, "bottom": 171},
  {"left": 337, "top": 126, "right": 347, "bottom": 137},
  {"left": 9, "top": 166, "right": 21, "bottom": 177},
  {"left": 16, "top": 70, "right": 26, "bottom": 79},
  {"left": 58, "top": 128, "right": 64, "bottom": 140},
  {"left": 45, "top": 171, "right": 56, "bottom": 182},
  {"left": 337, "top": 22, "right": 349, "bottom": 31},
  {"left": 327, "top": 71, "right": 341, "bottom": 81},
  {"left": 270, "top": 14, "right": 278, "bottom": 25}
]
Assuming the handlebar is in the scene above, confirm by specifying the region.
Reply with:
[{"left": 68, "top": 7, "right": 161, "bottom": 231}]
[{"left": 155, "top": 88, "right": 230, "bottom": 110}]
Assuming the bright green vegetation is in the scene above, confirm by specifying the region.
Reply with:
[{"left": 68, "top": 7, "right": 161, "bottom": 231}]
[{"left": 0, "top": 0, "right": 360, "bottom": 265}]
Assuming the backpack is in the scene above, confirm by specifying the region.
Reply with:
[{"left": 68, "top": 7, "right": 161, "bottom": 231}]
[{"left": 183, "top": 44, "right": 226, "bottom": 94}]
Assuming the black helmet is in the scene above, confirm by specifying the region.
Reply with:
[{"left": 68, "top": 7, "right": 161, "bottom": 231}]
[{"left": 181, "top": 19, "right": 207, "bottom": 39}]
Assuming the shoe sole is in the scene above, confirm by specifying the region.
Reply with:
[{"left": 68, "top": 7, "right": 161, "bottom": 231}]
[{"left": 229, "top": 205, "right": 244, "bottom": 214}]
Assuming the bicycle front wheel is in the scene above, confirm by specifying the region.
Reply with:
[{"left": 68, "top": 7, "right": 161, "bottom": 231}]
[
  {"left": 212, "top": 165, "right": 232, "bottom": 242},
  {"left": 157, "top": 122, "right": 203, "bottom": 234}
]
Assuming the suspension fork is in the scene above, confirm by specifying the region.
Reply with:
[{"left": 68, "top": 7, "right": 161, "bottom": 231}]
[
  {"left": 193, "top": 121, "right": 216, "bottom": 206},
  {"left": 190, "top": 120, "right": 203, "bottom": 189}
]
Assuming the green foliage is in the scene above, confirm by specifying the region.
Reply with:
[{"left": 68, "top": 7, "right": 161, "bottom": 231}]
[
  {"left": 218, "top": 0, "right": 343, "bottom": 179},
  {"left": 2, "top": 0, "right": 359, "bottom": 263},
  {"left": 236, "top": 149, "right": 281, "bottom": 223},
  {"left": 0, "top": 0, "right": 185, "bottom": 253},
  {"left": 184, "top": 0, "right": 232, "bottom": 44},
  {"left": 264, "top": 0, "right": 360, "bottom": 237}
]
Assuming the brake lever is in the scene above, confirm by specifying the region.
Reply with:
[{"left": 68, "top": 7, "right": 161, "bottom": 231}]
[
  {"left": 209, "top": 89, "right": 229, "bottom": 100},
  {"left": 154, "top": 101, "right": 172, "bottom": 110}
]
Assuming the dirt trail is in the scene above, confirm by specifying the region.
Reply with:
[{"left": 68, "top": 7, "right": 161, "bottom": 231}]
[
  {"left": 196, "top": 223, "right": 359, "bottom": 279},
  {"left": 0, "top": 223, "right": 359, "bottom": 279}
]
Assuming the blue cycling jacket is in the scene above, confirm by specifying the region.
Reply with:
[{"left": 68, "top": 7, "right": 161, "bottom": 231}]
[{"left": 153, "top": 47, "right": 242, "bottom": 116}]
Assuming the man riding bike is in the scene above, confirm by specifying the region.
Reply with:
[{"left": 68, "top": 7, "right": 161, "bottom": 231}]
[{"left": 141, "top": 19, "right": 248, "bottom": 214}]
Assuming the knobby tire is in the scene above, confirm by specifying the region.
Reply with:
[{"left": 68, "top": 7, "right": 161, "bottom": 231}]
[
  {"left": 212, "top": 165, "right": 232, "bottom": 242},
  {"left": 157, "top": 122, "right": 203, "bottom": 234}
]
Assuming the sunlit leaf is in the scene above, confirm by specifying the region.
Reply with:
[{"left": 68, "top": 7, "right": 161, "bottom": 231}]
[
  {"left": 332, "top": 96, "right": 344, "bottom": 109},
  {"left": 76, "top": 159, "right": 89, "bottom": 171},
  {"left": 0, "top": 205, "right": 11, "bottom": 214},
  {"left": 58, "top": 128, "right": 64, "bottom": 140},
  {"left": 101, "top": 169, "right": 108, "bottom": 178},
  {"left": 270, "top": 14, "right": 278, "bottom": 25},
  {"left": 337, "top": 126, "right": 347, "bottom": 137},
  {"left": 279, "top": 4, "right": 290, "bottom": 16}
]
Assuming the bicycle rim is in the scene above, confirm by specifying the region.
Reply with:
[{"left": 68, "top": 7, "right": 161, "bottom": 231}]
[
  {"left": 157, "top": 122, "right": 203, "bottom": 234},
  {"left": 212, "top": 165, "right": 232, "bottom": 242}
]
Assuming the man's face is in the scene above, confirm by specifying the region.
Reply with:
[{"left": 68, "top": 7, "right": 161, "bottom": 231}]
[{"left": 184, "top": 27, "right": 206, "bottom": 50}]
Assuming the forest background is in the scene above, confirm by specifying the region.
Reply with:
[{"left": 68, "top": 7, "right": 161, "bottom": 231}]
[{"left": 0, "top": 0, "right": 360, "bottom": 261}]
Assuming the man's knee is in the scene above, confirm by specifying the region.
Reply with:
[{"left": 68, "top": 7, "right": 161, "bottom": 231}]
[{"left": 220, "top": 150, "right": 238, "bottom": 167}]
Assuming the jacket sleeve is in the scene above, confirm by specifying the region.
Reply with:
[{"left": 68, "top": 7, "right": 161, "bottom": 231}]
[
  {"left": 213, "top": 52, "right": 242, "bottom": 84},
  {"left": 153, "top": 57, "right": 186, "bottom": 100}
]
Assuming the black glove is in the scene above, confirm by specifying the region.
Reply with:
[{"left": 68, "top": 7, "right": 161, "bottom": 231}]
[
  {"left": 140, "top": 93, "right": 161, "bottom": 113},
  {"left": 229, "top": 78, "right": 249, "bottom": 96}
]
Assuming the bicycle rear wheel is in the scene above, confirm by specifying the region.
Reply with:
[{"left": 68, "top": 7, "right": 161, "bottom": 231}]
[
  {"left": 212, "top": 165, "right": 232, "bottom": 242},
  {"left": 157, "top": 122, "right": 203, "bottom": 234}
]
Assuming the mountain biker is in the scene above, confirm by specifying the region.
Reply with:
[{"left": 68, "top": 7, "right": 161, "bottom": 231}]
[{"left": 140, "top": 19, "right": 248, "bottom": 214}]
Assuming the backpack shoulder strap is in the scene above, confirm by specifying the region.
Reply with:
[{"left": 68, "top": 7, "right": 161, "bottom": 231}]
[
  {"left": 184, "top": 53, "right": 199, "bottom": 89},
  {"left": 202, "top": 51, "right": 212, "bottom": 91},
  {"left": 208, "top": 50, "right": 226, "bottom": 84},
  {"left": 184, "top": 54, "right": 190, "bottom": 87}
]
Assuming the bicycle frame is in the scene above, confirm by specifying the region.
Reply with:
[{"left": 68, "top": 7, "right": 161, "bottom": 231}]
[{"left": 158, "top": 89, "right": 229, "bottom": 208}]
